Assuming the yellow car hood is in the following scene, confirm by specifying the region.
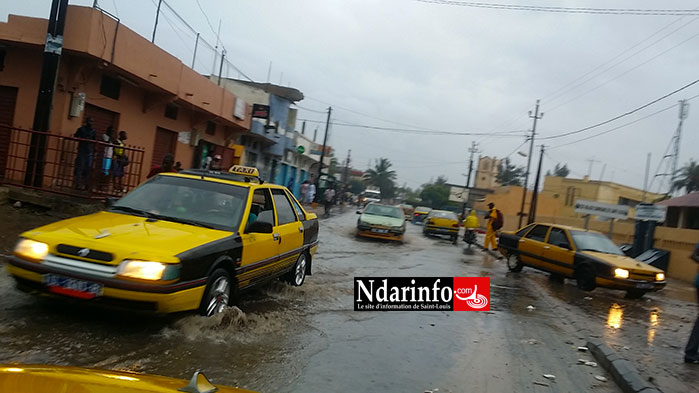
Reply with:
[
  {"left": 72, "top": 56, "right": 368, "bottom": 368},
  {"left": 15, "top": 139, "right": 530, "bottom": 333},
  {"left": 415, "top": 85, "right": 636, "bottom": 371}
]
[
  {"left": 581, "top": 251, "right": 663, "bottom": 273},
  {"left": 0, "top": 364, "right": 255, "bottom": 393},
  {"left": 21, "top": 211, "right": 233, "bottom": 264}
]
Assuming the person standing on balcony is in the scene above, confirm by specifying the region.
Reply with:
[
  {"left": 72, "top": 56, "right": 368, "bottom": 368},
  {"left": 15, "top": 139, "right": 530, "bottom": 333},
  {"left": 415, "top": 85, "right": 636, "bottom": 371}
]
[{"left": 74, "top": 117, "right": 96, "bottom": 190}]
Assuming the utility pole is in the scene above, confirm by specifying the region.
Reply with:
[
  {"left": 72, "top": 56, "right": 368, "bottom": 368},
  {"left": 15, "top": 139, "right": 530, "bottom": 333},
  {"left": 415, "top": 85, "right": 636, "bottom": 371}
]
[
  {"left": 527, "top": 145, "right": 545, "bottom": 224},
  {"left": 315, "top": 106, "right": 331, "bottom": 201},
  {"left": 151, "top": 0, "right": 162, "bottom": 43},
  {"left": 24, "top": 0, "right": 69, "bottom": 187},
  {"left": 642, "top": 153, "right": 651, "bottom": 202},
  {"left": 343, "top": 149, "right": 351, "bottom": 185},
  {"left": 518, "top": 99, "right": 543, "bottom": 228},
  {"left": 462, "top": 141, "right": 478, "bottom": 216},
  {"left": 599, "top": 163, "right": 606, "bottom": 181}
]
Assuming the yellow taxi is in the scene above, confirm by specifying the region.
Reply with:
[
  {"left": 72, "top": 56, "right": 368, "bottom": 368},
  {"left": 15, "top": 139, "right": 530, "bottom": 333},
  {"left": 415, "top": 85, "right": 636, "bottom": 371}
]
[
  {"left": 0, "top": 364, "right": 256, "bottom": 393},
  {"left": 7, "top": 166, "right": 319, "bottom": 316},
  {"left": 411, "top": 206, "right": 432, "bottom": 224},
  {"left": 422, "top": 210, "right": 460, "bottom": 243},
  {"left": 498, "top": 223, "right": 666, "bottom": 298}
]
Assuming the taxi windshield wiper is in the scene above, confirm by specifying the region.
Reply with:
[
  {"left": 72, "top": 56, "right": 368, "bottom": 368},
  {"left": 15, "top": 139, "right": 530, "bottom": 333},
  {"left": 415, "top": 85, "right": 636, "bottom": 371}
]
[
  {"left": 110, "top": 205, "right": 156, "bottom": 218},
  {"left": 146, "top": 213, "right": 216, "bottom": 229}
]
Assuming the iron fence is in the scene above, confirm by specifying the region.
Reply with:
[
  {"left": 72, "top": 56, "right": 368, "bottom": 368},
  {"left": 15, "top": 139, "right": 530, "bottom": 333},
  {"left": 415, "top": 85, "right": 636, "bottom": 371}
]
[{"left": 0, "top": 125, "right": 145, "bottom": 199}]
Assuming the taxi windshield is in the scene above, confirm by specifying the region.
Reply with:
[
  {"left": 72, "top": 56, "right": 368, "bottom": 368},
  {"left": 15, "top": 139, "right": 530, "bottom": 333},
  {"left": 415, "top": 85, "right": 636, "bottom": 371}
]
[
  {"left": 570, "top": 231, "right": 623, "bottom": 255},
  {"left": 111, "top": 175, "right": 248, "bottom": 232},
  {"left": 364, "top": 204, "right": 403, "bottom": 219}
]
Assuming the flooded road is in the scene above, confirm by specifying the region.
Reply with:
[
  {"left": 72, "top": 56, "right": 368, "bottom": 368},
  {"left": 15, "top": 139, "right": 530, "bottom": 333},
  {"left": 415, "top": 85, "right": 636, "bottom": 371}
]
[{"left": 3, "top": 209, "right": 688, "bottom": 392}]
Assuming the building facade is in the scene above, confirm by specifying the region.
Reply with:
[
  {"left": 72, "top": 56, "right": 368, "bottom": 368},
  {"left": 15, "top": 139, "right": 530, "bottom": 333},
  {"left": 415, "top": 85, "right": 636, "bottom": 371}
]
[
  {"left": 474, "top": 156, "right": 501, "bottom": 189},
  {"left": 0, "top": 6, "right": 249, "bottom": 191},
  {"left": 540, "top": 176, "right": 664, "bottom": 218}
]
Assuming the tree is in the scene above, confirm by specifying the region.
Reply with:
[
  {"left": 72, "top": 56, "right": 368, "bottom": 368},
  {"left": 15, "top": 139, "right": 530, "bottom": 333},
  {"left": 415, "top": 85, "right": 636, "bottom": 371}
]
[
  {"left": 496, "top": 158, "right": 526, "bottom": 186},
  {"left": 420, "top": 176, "right": 450, "bottom": 208},
  {"left": 553, "top": 163, "right": 570, "bottom": 177},
  {"left": 671, "top": 159, "right": 699, "bottom": 194},
  {"left": 349, "top": 179, "right": 366, "bottom": 195},
  {"left": 365, "top": 158, "right": 397, "bottom": 198}
]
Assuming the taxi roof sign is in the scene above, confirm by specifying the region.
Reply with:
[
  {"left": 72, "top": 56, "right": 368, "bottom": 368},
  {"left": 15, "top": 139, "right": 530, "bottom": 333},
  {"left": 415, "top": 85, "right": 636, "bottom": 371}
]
[{"left": 229, "top": 165, "right": 261, "bottom": 181}]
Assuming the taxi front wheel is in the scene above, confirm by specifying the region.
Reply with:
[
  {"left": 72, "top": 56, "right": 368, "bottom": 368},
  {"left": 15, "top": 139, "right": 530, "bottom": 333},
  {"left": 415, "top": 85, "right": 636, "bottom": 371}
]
[
  {"left": 506, "top": 253, "right": 523, "bottom": 272},
  {"left": 285, "top": 253, "right": 308, "bottom": 286},
  {"left": 199, "top": 268, "right": 233, "bottom": 317},
  {"left": 575, "top": 264, "right": 596, "bottom": 291}
]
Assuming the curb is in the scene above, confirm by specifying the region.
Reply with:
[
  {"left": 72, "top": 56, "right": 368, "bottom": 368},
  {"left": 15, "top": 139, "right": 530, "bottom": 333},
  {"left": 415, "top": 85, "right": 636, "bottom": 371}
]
[{"left": 587, "top": 338, "right": 662, "bottom": 393}]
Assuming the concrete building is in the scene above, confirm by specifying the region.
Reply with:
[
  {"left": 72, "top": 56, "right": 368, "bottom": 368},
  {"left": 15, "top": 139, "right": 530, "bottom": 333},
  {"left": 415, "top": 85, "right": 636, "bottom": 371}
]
[
  {"left": 540, "top": 175, "right": 664, "bottom": 218},
  {"left": 658, "top": 191, "right": 699, "bottom": 229},
  {"left": 472, "top": 185, "right": 561, "bottom": 218},
  {"left": 474, "top": 156, "right": 501, "bottom": 189},
  {"left": 0, "top": 6, "right": 249, "bottom": 191}
]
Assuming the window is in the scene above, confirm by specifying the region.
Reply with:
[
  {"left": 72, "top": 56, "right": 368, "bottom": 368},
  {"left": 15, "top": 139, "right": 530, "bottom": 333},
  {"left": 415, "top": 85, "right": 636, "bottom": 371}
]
[
  {"left": 247, "top": 188, "right": 275, "bottom": 230},
  {"left": 99, "top": 75, "right": 121, "bottom": 100},
  {"left": 272, "top": 189, "right": 297, "bottom": 225},
  {"left": 547, "top": 228, "right": 569, "bottom": 247},
  {"left": 516, "top": 224, "right": 534, "bottom": 237},
  {"left": 206, "top": 121, "right": 216, "bottom": 135},
  {"left": 0, "top": 48, "right": 5, "bottom": 71},
  {"left": 565, "top": 186, "right": 580, "bottom": 206},
  {"left": 525, "top": 225, "right": 549, "bottom": 242},
  {"left": 286, "top": 190, "right": 305, "bottom": 221},
  {"left": 164, "top": 103, "right": 178, "bottom": 120}
]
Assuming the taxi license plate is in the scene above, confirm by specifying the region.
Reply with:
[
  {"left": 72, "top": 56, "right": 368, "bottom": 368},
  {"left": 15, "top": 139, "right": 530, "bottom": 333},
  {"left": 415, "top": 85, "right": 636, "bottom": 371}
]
[
  {"left": 635, "top": 282, "right": 654, "bottom": 289},
  {"left": 371, "top": 228, "right": 389, "bottom": 234},
  {"left": 43, "top": 274, "right": 103, "bottom": 299}
]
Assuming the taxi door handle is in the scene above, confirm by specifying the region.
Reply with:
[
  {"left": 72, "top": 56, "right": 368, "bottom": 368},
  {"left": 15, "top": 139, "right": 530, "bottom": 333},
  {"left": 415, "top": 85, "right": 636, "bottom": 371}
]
[
  {"left": 273, "top": 233, "right": 280, "bottom": 243},
  {"left": 543, "top": 246, "right": 550, "bottom": 249},
  {"left": 298, "top": 226, "right": 304, "bottom": 233},
  {"left": 519, "top": 239, "right": 526, "bottom": 243}
]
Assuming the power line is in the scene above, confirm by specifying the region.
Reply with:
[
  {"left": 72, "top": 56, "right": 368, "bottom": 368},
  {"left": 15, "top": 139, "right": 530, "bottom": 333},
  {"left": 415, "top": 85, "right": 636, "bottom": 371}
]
[
  {"left": 298, "top": 118, "right": 528, "bottom": 136},
  {"left": 415, "top": 1, "right": 699, "bottom": 16},
  {"left": 539, "top": 76, "right": 699, "bottom": 140},
  {"left": 194, "top": 0, "right": 219, "bottom": 41}
]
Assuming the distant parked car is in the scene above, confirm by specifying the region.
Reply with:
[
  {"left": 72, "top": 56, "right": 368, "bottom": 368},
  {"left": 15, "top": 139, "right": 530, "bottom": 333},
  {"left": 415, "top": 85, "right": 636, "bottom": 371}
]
[{"left": 411, "top": 206, "right": 432, "bottom": 224}]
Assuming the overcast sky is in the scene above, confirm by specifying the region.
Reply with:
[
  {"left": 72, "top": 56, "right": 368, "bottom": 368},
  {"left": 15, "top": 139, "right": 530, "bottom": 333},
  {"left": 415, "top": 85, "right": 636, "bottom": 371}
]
[{"left": 3, "top": 0, "right": 699, "bottom": 194}]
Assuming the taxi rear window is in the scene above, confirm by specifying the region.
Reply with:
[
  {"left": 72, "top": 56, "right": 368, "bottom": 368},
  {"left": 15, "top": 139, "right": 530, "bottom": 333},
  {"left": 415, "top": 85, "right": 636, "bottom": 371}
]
[
  {"left": 112, "top": 176, "right": 248, "bottom": 232},
  {"left": 429, "top": 211, "right": 457, "bottom": 220}
]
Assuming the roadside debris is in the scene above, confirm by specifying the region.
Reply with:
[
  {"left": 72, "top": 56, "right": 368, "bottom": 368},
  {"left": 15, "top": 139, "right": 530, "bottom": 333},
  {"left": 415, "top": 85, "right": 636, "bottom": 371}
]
[
  {"left": 527, "top": 339, "right": 538, "bottom": 345},
  {"left": 584, "top": 296, "right": 593, "bottom": 300},
  {"left": 543, "top": 374, "right": 556, "bottom": 380},
  {"left": 594, "top": 375, "right": 608, "bottom": 382},
  {"left": 533, "top": 381, "right": 550, "bottom": 387},
  {"left": 13, "top": 201, "right": 21, "bottom": 208},
  {"left": 577, "top": 346, "right": 589, "bottom": 352},
  {"left": 526, "top": 305, "right": 536, "bottom": 311}
]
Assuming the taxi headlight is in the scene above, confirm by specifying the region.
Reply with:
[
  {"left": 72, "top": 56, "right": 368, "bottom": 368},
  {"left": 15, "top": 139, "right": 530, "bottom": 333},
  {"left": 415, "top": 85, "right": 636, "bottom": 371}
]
[
  {"left": 117, "top": 260, "right": 179, "bottom": 280},
  {"left": 656, "top": 273, "right": 665, "bottom": 281},
  {"left": 14, "top": 239, "right": 49, "bottom": 262},
  {"left": 614, "top": 268, "right": 629, "bottom": 279}
]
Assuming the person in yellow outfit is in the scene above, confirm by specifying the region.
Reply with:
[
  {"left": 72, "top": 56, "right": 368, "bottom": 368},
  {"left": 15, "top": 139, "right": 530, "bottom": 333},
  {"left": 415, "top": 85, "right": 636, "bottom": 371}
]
[
  {"left": 463, "top": 210, "right": 480, "bottom": 248},
  {"left": 484, "top": 202, "right": 499, "bottom": 251}
]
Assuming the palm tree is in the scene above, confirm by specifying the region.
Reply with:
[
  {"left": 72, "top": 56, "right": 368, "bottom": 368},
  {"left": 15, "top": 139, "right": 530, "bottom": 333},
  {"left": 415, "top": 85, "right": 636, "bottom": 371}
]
[
  {"left": 364, "top": 158, "right": 397, "bottom": 198},
  {"left": 671, "top": 159, "right": 699, "bottom": 194}
]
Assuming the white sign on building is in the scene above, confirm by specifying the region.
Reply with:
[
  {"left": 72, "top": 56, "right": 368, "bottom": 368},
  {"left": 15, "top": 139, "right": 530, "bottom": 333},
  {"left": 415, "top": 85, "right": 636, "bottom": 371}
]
[
  {"left": 574, "top": 200, "right": 629, "bottom": 219},
  {"left": 234, "top": 98, "right": 246, "bottom": 120},
  {"left": 449, "top": 186, "right": 470, "bottom": 203},
  {"left": 633, "top": 204, "right": 667, "bottom": 222}
]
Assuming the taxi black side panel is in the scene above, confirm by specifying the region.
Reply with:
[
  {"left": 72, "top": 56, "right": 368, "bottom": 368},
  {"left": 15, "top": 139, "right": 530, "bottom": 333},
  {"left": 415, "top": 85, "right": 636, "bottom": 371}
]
[
  {"left": 574, "top": 252, "right": 613, "bottom": 278},
  {"left": 498, "top": 233, "right": 520, "bottom": 254},
  {"left": 303, "top": 218, "right": 319, "bottom": 247},
  {"left": 176, "top": 235, "right": 243, "bottom": 281}
]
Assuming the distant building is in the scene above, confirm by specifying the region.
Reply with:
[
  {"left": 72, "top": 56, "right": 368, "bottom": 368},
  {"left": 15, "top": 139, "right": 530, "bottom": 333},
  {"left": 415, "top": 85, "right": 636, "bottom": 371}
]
[
  {"left": 657, "top": 191, "right": 699, "bottom": 229},
  {"left": 474, "top": 156, "right": 501, "bottom": 189},
  {"left": 540, "top": 175, "right": 665, "bottom": 218}
]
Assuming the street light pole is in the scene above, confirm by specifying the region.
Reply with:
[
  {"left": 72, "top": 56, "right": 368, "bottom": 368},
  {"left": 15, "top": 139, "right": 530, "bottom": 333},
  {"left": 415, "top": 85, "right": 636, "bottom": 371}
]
[
  {"left": 527, "top": 145, "right": 545, "bottom": 225},
  {"left": 315, "top": 106, "right": 331, "bottom": 201},
  {"left": 518, "top": 99, "right": 543, "bottom": 228}
]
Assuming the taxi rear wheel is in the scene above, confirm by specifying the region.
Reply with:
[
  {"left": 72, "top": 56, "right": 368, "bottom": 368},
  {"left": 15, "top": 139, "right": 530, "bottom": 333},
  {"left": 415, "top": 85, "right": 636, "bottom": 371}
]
[
  {"left": 506, "top": 253, "right": 523, "bottom": 272},
  {"left": 575, "top": 264, "right": 596, "bottom": 291},
  {"left": 199, "top": 269, "right": 232, "bottom": 317},
  {"left": 285, "top": 253, "right": 308, "bottom": 286}
]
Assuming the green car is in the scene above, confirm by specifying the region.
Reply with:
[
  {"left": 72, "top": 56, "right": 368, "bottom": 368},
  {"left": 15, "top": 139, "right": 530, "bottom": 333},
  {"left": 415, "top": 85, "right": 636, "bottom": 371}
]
[{"left": 356, "top": 203, "right": 406, "bottom": 242}]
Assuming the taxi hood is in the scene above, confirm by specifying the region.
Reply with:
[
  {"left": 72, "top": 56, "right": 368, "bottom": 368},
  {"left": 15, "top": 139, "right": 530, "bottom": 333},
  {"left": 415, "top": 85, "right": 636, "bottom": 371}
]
[
  {"left": 580, "top": 251, "right": 663, "bottom": 273},
  {"left": 0, "top": 364, "right": 254, "bottom": 393},
  {"left": 21, "top": 211, "right": 234, "bottom": 264}
]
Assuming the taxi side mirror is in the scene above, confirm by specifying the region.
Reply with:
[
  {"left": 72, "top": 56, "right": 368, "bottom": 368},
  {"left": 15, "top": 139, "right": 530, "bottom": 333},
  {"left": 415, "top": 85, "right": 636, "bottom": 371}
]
[
  {"left": 246, "top": 221, "right": 273, "bottom": 234},
  {"left": 103, "top": 197, "right": 118, "bottom": 208},
  {"left": 356, "top": 210, "right": 362, "bottom": 214}
]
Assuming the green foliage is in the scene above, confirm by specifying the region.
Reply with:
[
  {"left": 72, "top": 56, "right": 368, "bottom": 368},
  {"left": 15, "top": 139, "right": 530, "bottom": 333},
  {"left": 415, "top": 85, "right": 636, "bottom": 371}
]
[
  {"left": 671, "top": 159, "right": 699, "bottom": 194},
  {"left": 365, "top": 158, "right": 397, "bottom": 198},
  {"left": 553, "top": 162, "right": 570, "bottom": 177},
  {"left": 496, "top": 158, "right": 526, "bottom": 186},
  {"left": 420, "top": 176, "right": 450, "bottom": 209},
  {"left": 349, "top": 179, "right": 366, "bottom": 195}
]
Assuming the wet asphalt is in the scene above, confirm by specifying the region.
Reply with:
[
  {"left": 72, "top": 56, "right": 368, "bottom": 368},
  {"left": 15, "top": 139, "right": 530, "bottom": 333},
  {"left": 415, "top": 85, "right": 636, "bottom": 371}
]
[{"left": 0, "top": 210, "right": 696, "bottom": 392}]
